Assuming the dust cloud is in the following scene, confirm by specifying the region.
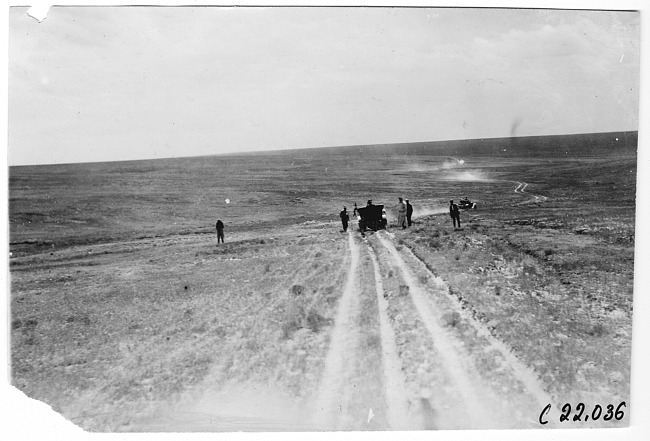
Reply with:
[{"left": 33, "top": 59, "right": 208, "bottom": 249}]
[
  {"left": 400, "top": 159, "right": 491, "bottom": 182},
  {"left": 438, "top": 170, "right": 491, "bottom": 181},
  {"left": 401, "top": 158, "right": 466, "bottom": 173},
  {"left": 382, "top": 204, "right": 447, "bottom": 221},
  {"left": 413, "top": 205, "right": 448, "bottom": 218}
]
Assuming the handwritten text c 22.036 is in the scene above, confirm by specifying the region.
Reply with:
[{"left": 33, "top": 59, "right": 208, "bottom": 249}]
[{"left": 538, "top": 402, "right": 626, "bottom": 425}]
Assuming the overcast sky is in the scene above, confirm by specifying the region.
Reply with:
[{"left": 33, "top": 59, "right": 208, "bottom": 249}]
[{"left": 8, "top": 5, "right": 640, "bottom": 165}]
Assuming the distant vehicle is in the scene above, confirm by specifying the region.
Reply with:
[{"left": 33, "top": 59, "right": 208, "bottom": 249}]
[
  {"left": 357, "top": 204, "right": 388, "bottom": 233},
  {"left": 458, "top": 198, "right": 477, "bottom": 210}
]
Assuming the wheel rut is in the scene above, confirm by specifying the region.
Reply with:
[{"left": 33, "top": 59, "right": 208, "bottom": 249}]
[
  {"left": 310, "top": 231, "right": 425, "bottom": 430},
  {"left": 375, "top": 230, "right": 560, "bottom": 428},
  {"left": 366, "top": 244, "right": 412, "bottom": 430},
  {"left": 310, "top": 231, "right": 361, "bottom": 429},
  {"left": 312, "top": 227, "right": 561, "bottom": 430},
  {"left": 514, "top": 181, "right": 548, "bottom": 204}
]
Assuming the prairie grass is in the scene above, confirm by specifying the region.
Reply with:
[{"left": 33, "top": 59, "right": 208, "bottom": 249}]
[
  {"left": 10, "top": 229, "right": 349, "bottom": 430},
  {"left": 9, "top": 132, "right": 636, "bottom": 428},
  {"left": 400, "top": 206, "right": 633, "bottom": 405}
]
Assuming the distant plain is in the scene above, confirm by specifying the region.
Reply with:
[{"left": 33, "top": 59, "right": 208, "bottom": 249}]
[{"left": 9, "top": 131, "right": 637, "bottom": 431}]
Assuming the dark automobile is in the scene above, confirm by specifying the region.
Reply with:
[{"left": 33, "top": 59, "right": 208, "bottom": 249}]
[
  {"left": 458, "top": 198, "right": 477, "bottom": 209},
  {"left": 357, "top": 204, "right": 387, "bottom": 233}
]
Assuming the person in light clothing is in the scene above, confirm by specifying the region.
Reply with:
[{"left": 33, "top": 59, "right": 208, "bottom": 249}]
[{"left": 397, "top": 197, "right": 407, "bottom": 229}]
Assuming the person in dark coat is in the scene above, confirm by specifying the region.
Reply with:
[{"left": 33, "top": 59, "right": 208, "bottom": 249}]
[
  {"left": 449, "top": 200, "right": 461, "bottom": 229},
  {"left": 406, "top": 199, "right": 413, "bottom": 227},
  {"left": 340, "top": 206, "right": 350, "bottom": 232},
  {"left": 216, "top": 219, "right": 225, "bottom": 243}
]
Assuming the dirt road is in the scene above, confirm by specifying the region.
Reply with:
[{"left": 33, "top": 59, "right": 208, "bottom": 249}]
[
  {"left": 514, "top": 181, "right": 548, "bottom": 204},
  {"left": 17, "top": 213, "right": 628, "bottom": 432},
  {"left": 303, "top": 228, "right": 560, "bottom": 430},
  {"left": 121, "top": 224, "right": 560, "bottom": 431},
  {"left": 123, "top": 224, "right": 568, "bottom": 431}
]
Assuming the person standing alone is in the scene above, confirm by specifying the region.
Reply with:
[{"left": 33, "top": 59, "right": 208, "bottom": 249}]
[
  {"left": 216, "top": 219, "right": 225, "bottom": 243},
  {"left": 406, "top": 199, "right": 413, "bottom": 227},
  {"left": 449, "top": 200, "right": 461, "bottom": 229},
  {"left": 340, "top": 206, "right": 349, "bottom": 232}
]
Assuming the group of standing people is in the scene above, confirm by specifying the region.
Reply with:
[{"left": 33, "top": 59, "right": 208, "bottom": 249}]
[
  {"left": 396, "top": 197, "right": 413, "bottom": 229},
  {"left": 339, "top": 198, "right": 464, "bottom": 232},
  {"left": 339, "top": 197, "right": 414, "bottom": 232},
  {"left": 218, "top": 196, "right": 462, "bottom": 244}
]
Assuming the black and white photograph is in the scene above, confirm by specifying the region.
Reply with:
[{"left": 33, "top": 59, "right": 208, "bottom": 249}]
[{"left": 3, "top": 0, "right": 648, "bottom": 438}]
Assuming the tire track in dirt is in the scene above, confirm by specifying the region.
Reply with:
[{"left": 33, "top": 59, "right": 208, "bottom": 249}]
[
  {"left": 366, "top": 244, "right": 412, "bottom": 430},
  {"left": 376, "top": 233, "right": 496, "bottom": 428},
  {"left": 310, "top": 230, "right": 419, "bottom": 430},
  {"left": 514, "top": 181, "right": 528, "bottom": 194},
  {"left": 514, "top": 181, "right": 548, "bottom": 204},
  {"left": 310, "top": 231, "right": 361, "bottom": 429},
  {"left": 374, "top": 231, "right": 560, "bottom": 428},
  {"left": 394, "top": 238, "right": 557, "bottom": 409}
]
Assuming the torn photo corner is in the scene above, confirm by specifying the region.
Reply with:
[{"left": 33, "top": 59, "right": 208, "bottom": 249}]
[{"left": 26, "top": 3, "right": 51, "bottom": 22}]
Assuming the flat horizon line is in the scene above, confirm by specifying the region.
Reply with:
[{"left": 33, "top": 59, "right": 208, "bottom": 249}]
[{"left": 9, "top": 129, "right": 638, "bottom": 168}]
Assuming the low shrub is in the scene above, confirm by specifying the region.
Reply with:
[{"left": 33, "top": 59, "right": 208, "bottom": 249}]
[
  {"left": 442, "top": 311, "right": 461, "bottom": 327},
  {"left": 281, "top": 290, "right": 331, "bottom": 338},
  {"left": 281, "top": 302, "right": 306, "bottom": 339},
  {"left": 554, "top": 259, "right": 585, "bottom": 272},
  {"left": 523, "top": 263, "right": 542, "bottom": 276},
  {"left": 589, "top": 323, "right": 607, "bottom": 337},
  {"left": 24, "top": 319, "right": 38, "bottom": 328},
  {"left": 306, "top": 311, "right": 330, "bottom": 333},
  {"left": 291, "top": 285, "right": 305, "bottom": 296}
]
